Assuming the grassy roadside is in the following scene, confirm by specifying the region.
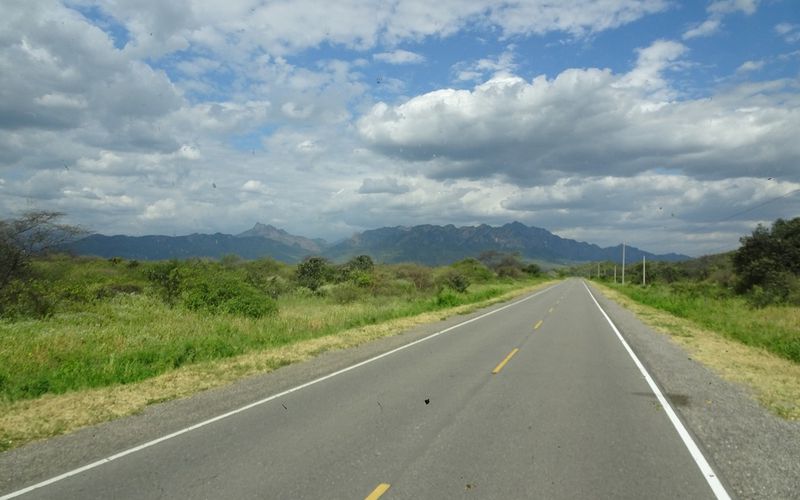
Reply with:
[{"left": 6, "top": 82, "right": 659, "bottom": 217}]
[
  {"left": 0, "top": 280, "right": 557, "bottom": 452},
  {"left": 594, "top": 282, "right": 800, "bottom": 420},
  {"left": 608, "top": 282, "right": 800, "bottom": 363}
]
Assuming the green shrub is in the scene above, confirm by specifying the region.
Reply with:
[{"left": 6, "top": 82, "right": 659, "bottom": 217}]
[
  {"left": 450, "top": 258, "right": 494, "bottom": 283},
  {"left": 295, "top": 257, "right": 334, "bottom": 291},
  {"left": 145, "top": 260, "right": 182, "bottom": 306},
  {"left": 347, "top": 255, "right": 374, "bottom": 272},
  {"left": 747, "top": 272, "right": 800, "bottom": 308},
  {"left": 329, "top": 282, "right": 364, "bottom": 304},
  {"left": 246, "top": 270, "right": 291, "bottom": 299},
  {"left": 436, "top": 270, "right": 470, "bottom": 293},
  {"left": 434, "top": 288, "right": 462, "bottom": 307},
  {"left": 370, "top": 276, "right": 415, "bottom": 296},
  {"left": 391, "top": 263, "right": 435, "bottom": 291},
  {"left": 0, "top": 278, "right": 56, "bottom": 319},
  {"left": 180, "top": 271, "right": 276, "bottom": 318}
]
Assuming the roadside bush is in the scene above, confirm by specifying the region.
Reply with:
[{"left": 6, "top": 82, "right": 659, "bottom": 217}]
[
  {"left": 746, "top": 272, "right": 800, "bottom": 308},
  {"left": 391, "top": 263, "right": 435, "bottom": 291},
  {"left": 181, "top": 271, "right": 277, "bottom": 318},
  {"left": 436, "top": 270, "right": 470, "bottom": 293},
  {"left": 496, "top": 265, "right": 524, "bottom": 279},
  {"left": 329, "top": 282, "right": 365, "bottom": 304},
  {"left": 334, "top": 255, "right": 375, "bottom": 284},
  {"left": 370, "top": 276, "right": 415, "bottom": 297},
  {"left": 245, "top": 263, "right": 292, "bottom": 298},
  {"left": 450, "top": 258, "right": 494, "bottom": 283},
  {"left": 347, "top": 255, "right": 374, "bottom": 273},
  {"left": 145, "top": 260, "right": 182, "bottom": 306},
  {"left": 249, "top": 275, "right": 291, "bottom": 299},
  {"left": 434, "top": 288, "right": 462, "bottom": 307},
  {"left": 295, "top": 256, "right": 334, "bottom": 292},
  {"left": 522, "top": 263, "right": 541, "bottom": 276},
  {"left": 0, "top": 279, "right": 55, "bottom": 319}
]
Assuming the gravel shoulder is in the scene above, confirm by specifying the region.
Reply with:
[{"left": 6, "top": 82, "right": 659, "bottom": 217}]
[{"left": 587, "top": 281, "right": 800, "bottom": 500}]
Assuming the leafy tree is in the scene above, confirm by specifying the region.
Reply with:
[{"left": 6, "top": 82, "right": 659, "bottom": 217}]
[
  {"left": 478, "top": 250, "right": 527, "bottom": 278},
  {"left": 347, "top": 255, "right": 374, "bottom": 272},
  {"left": 733, "top": 217, "right": 800, "bottom": 305},
  {"left": 295, "top": 256, "right": 333, "bottom": 291},
  {"left": 335, "top": 254, "right": 376, "bottom": 286}
]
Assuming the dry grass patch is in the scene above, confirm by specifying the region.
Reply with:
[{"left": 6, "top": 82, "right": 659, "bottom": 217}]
[
  {"left": 0, "top": 281, "right": 556, "bottom": 451},
  {"left": 595, "top": 283, "right": 800, "bottom": 420}
]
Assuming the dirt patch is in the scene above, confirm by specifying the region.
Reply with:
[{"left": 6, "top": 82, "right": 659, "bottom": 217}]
[{"left": 595, "top": 283, "right": 800, "bottom": 420}]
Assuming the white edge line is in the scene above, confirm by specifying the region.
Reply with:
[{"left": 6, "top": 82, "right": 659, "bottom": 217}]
[
  {"left": 582, "top": 281, "right": 731, "bottom": 500},
  {"left": 1, "top": 283, "right": 561, "bottom": 499}
]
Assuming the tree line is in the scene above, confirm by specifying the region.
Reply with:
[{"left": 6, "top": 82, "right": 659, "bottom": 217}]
[
  {"left": 0, "top": 211, "right": 542, "bottom": 319},
  {"left": 571, "top": 217, "right": 800, "bottom": 307}
]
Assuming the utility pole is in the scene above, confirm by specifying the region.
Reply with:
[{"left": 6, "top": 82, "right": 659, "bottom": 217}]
[
  {"left": 642, "top": 256, "right": 646, "bottom": 286},
  {"left": 614, "top": 265, "right": 617, "bottom": 283},
  {"left": 621, "top": 243, "right": 626, "bottom": 285},
  {"left": 597, "top": 262, "right": 600, "bottom": 279}
]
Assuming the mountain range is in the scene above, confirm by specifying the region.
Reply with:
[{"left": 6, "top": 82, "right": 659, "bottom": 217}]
[{"left": 65, "top": 222, "right": 689, "bottom": 265}]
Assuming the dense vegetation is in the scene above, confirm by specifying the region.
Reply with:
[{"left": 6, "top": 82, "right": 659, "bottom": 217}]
[
  {"left": 571, "top": 218, "right": 800, "bottom": 363},
  {"left": 0, "top": 212, "right": 545, "bottom": 403}
]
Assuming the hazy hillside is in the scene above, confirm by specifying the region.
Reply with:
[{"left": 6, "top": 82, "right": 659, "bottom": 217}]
[
  {"left": 237, "top": 223, "right": 325, "bottom": 253},
  {"left": 66, "top": 233, "right": 310, "bottom": 262},
  {"left": 324, "top": 222, "right": 689, "bottom": 265},
  {"left": 65, "top": 221, "right": 689, "bottom": 265}
]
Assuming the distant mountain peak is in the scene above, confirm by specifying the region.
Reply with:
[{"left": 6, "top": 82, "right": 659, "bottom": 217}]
[
  {"left": 237, "top": 223, "right": 325, "bottom": 253},
  {"left": 65, "top": 221, "right": 689, "bottom": 266},
  {"left": 324, "top": 222, "right": 689, "bottom": 266}
]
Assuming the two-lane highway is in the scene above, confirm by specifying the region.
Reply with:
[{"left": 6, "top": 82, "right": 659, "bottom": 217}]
[{"left": 2, "top": 279, "right": 729, "bottom": 499}]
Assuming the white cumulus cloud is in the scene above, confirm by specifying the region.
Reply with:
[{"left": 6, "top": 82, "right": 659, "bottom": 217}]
[{"left": 374, "top": 49, "right": 425, "bottom": 65}]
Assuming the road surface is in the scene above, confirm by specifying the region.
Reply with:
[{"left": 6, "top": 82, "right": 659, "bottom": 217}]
[{"left": 2, "top": 279, "right": 729, "bottom": 499}]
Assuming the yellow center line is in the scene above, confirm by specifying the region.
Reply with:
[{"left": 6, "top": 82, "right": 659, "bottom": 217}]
[
  {"left": 492, "top": 348, "right": 519, "bottom": 374},
  {"left": 548, "top": 307, "right": 554, "bottom": 313},
  {"left": 365, "top": 483, "right": 391, "bottom": 500},
  {"left": 534, "top": 320, "right": 543, "bottom": 330}
]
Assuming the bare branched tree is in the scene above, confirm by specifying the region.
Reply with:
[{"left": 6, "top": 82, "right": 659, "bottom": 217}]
[{"left": 0, "top": 210, "right": 87, "bottom": 291}]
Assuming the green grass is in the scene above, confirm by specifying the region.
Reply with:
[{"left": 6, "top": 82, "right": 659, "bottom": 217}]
[
  {"left": 0, "top": 262, "right": 542, "bottom": 403},
  {"left": 606, "top": 282, "right": 800, "bottom": 363}
]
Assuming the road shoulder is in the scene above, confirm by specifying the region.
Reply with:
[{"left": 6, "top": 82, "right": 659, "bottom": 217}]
[{"left": 587, "top": 281, "right": 800, "bottom": 500}]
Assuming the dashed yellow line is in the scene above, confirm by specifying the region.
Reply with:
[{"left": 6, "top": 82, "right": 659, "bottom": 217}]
[
  {"left": 492, "top": 348, "right": 519, "bottom": 374},
  {"left": 365, "top": 483, "right": 391, "bottom": 499},
  {"left": 548, "top": 307, "right": 554, "bottom": 313},
  {"left": 534, "top": 320, "right": 543, "bottom": 330}
]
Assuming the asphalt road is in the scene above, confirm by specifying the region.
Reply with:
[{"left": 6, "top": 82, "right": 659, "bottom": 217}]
[{"left": 2, "top": 279, "right": 729, "bottom": 499}]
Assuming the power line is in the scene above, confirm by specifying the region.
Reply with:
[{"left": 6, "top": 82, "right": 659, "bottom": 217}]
[
  {"left": 688, "top": 187, "right": 800, "bottom": 257},
  {"left": 716, "top": 188, "right": 800, "bottom": 223}
]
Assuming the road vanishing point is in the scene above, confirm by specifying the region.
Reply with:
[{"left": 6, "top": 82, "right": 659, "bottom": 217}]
[{"left": 2, "top": 279, "right": 730, "bottom": 499}]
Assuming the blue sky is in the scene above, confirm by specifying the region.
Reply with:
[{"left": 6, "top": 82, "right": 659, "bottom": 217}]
[{"left": 1, "top": 0, "right": 799, "bottom": 255}]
